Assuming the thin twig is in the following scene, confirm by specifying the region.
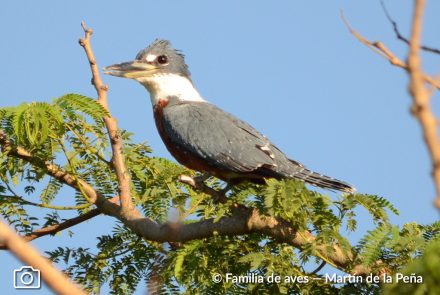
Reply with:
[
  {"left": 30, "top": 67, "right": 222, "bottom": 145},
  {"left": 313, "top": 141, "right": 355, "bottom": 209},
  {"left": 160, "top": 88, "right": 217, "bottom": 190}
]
[
  {"left": 64, "top": 122, "right": 112, "bottom": 167},
  {"left": 79, "top": 22, "right": 135, "bottom": 214},
  {"left": 341, "top": 12, "right": 440, "bottom": 90},
  {"left": 0, "top": 220, "right": 86, "bottom": 294},
  {"left": 0, "top": 196, "right": 120, "bottom": 250},
  {"left": 96, "top": 236, "right": 142, "bottom": 260},
  {"left": 310, "top": 260, "right": 326, "bottom": 275},
  {"left": 0, "top": 194, "right": 92, "bottom": 210},
  {"left": 380, "top": 0, "right": 440, "bottom": 55}
]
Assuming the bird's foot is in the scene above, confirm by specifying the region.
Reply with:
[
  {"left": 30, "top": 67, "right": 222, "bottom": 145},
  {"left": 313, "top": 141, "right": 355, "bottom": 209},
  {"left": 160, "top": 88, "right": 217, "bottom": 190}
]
[
  {"left": 193, "top": 172, "right": 210, "bottom": 184},
  {"left": 178, "top": 174, "right": 228, "bottom": 204},
  {"left": 219, "top": 184, "right": 232, "bottom": 195}
]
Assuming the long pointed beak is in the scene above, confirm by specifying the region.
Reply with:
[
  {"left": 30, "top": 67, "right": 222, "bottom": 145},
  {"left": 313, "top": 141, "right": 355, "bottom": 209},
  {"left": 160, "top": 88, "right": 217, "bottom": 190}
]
[{"left": 103, "top": 61, "right": 158, "bottom": 79}]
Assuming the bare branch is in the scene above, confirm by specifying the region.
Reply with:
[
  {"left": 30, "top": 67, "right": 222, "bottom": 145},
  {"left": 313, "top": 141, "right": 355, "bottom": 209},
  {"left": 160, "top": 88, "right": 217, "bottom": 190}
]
[
  {"left": 0, "top": 220, "right": 86, "bottom": 294},
  {"left": 343, "top": 3, "right": 440, "bottom": 209},
  {"left": 79, "top": 22, "right": 134, "bottom": 215},
  {"left": 380, "top": 0, "right": 440, "bottom": 55},
  {"left": 407, "top": 0, "right": 440, "bottom": 210},
  {"left": 341, "top": 12, "right": 440, "bottom": 90}
]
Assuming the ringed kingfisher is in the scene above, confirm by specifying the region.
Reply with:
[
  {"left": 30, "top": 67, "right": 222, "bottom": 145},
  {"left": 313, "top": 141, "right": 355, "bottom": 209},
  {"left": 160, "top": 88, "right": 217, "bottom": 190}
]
[{"left": 104, "top": 40, "right": 355, "bottom": 193}]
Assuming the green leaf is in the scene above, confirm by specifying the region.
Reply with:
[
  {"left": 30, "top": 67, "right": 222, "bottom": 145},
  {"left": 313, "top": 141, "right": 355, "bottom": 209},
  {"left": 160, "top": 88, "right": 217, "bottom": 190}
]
[
  {"left": 238, "top": 252, "right": 265, "bottom": 270},
  {"left": 55, "top": 93, "right": 109, "bottom": 121},
  {"left": 351, "top": 194, "right": 399, "bottom": 223},
  {"left": 358, "top": 223, "right": 392, "bottom": 266}
]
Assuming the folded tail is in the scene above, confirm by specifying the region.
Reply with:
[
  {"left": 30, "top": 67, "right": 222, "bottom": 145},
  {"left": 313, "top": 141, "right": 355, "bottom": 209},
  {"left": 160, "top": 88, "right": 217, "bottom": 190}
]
[{"left": 282, "top": 160, "right": 355, "bottom": 193}]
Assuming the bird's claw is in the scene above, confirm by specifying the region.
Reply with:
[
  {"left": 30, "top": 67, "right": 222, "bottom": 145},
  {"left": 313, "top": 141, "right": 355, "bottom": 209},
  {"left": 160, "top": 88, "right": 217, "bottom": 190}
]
[{"left": 193, "top": 172, "right": 210, "bottom": 184}]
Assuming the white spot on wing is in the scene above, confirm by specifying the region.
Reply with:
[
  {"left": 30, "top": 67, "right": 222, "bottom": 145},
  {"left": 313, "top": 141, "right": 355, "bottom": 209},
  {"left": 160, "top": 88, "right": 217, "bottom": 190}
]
[{"left": 258, "top": 144, "right": 275, "bottom": 159}]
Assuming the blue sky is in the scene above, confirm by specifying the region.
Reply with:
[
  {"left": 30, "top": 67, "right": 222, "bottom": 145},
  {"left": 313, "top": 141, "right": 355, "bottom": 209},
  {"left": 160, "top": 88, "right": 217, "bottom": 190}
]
[{"left": 1, "top": 1, "right": 439, "bottom": 294}]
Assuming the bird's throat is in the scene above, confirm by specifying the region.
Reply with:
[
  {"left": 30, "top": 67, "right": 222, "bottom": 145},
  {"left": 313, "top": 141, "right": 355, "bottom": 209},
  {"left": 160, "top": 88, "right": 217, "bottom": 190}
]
[{"left": 138, "top": 73, "right": 205, "bottom": 106}]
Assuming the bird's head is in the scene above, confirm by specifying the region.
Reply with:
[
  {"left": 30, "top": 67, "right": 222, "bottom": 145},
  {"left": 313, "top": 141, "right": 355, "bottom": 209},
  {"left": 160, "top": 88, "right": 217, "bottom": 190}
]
[
  {"left": 104, "top": 39, "right": 204, "bottom": 105},
  {"left": 104, "top": 39, "right": 190, "bottom": 80}
]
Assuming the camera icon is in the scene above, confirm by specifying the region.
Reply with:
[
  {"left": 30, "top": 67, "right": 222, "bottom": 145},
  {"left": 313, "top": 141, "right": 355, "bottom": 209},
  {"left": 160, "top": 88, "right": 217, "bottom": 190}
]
[{"left": 13, "top": 266, "right": 41, "bottom": 289}]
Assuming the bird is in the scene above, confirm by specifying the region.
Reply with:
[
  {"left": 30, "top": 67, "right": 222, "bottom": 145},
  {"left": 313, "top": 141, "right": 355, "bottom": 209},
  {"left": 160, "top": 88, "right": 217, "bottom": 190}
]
[{"left": 104, "top": 39, "right": 355, "bottom": 193}]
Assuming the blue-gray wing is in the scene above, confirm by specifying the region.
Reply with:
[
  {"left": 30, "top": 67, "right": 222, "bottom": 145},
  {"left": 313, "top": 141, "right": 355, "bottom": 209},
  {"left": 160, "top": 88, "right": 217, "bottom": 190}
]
[
  {"left": 160, "top": 101, "right": 356, "bottom": 193},
  {"left": 162, "top": 101, "right": 282, "bottom": 173}
]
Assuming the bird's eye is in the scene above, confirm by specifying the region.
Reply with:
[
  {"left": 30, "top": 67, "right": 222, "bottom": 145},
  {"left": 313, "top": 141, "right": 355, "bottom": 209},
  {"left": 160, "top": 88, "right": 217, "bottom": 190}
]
[{"left": 157, "top": 55, "right": 168, "bottom": 64}]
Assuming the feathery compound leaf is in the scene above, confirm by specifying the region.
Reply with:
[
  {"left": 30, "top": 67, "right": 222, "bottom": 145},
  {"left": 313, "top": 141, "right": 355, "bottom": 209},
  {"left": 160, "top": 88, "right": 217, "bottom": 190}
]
[
  {"left": 350, "top": 194, "right": 398, "bottom": 223},
  {"left": 383, "top": 239, "right": 440, "bottom": 295},
  {"left": 173, "top": 242, "right": 199, "bottom": 282},
  {"left": 420, "top": 221, "right": 440, "bottom": 242},
  {"left": 40, "top": 177, "right": 64, "bottom": 204},
  {"left": 55, "top": 93, "right": 109, "bottom": 122},
  {"left": 358, "top": 223, "right": 392, "bottom": 266},
  {"left": 9, "top": 102, "right": 64, "bottom": 147}
]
